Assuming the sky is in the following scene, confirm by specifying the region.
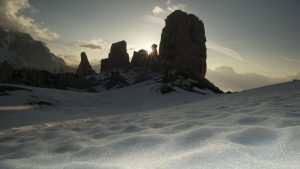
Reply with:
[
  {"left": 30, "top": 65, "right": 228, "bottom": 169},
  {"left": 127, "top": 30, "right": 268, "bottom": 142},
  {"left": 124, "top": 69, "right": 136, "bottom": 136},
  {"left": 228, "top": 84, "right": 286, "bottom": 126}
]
[{"left": 0, "top": 0, "right": 300, "bottom": 90}]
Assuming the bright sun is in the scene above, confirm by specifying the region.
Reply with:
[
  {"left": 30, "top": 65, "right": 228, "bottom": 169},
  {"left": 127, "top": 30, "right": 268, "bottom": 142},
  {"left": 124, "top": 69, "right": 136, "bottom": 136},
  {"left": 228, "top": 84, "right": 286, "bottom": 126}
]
[{"left": 142, "top": 44, "right": 153, "bottom": 53}]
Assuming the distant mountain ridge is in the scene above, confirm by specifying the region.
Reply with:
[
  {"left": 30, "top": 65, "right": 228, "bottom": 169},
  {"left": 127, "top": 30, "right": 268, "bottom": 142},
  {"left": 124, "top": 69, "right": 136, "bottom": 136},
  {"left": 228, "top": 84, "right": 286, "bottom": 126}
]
[{"left": 0, "top": 25, "right": 74, "bottom": 73}]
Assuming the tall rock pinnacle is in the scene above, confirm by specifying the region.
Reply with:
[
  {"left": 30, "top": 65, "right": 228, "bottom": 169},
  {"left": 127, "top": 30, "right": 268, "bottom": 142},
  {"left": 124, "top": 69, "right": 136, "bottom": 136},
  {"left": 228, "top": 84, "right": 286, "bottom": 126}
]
[
  {"left": 100, "top": 41, "right": 130, "bottom": 73},
  {"left": 76, "top": 52, "right": 96, "bottom": 77},
  {"left": 108, "top": 40, "right": 130, "bottom": 69},
  {"left": 159, "top": 10, "right": 207, "bottom": 78}
]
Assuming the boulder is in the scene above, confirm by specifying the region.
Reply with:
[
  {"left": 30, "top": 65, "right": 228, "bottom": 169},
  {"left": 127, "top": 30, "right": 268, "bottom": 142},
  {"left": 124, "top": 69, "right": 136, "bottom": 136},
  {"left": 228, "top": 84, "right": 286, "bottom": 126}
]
[
  {"left": 76, "top": 52, "right": 96, "bottom": 77},
  {"left": 108, "top": 40, "right": 130, "bottom": 69},
  {"left": 159, "top": 10, "right": 207, "bottom": 78}
]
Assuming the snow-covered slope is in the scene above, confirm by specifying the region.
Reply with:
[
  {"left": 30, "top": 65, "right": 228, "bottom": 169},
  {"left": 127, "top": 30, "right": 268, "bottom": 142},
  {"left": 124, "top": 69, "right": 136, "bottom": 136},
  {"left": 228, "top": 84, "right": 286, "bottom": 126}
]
[
  {"left": 0, "top": 81, "right": 299, "bottom": 169},
  {"left": 0, "top": 82, "right": 212, "bottom": 129}
]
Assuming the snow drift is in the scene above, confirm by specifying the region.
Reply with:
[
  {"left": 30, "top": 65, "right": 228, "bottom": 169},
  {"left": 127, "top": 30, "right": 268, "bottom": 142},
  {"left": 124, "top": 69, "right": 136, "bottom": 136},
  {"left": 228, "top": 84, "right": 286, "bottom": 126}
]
[{"left": 0, "top": 80, "right": 299, "bottom": 169}]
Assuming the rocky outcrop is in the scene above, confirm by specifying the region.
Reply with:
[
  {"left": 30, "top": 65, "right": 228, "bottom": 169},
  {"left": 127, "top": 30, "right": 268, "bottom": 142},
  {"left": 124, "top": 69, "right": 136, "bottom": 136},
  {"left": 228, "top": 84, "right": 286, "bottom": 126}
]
[
  {"left": 100, "top": 58, "right": 109, "bottom": 73},
  {"left": 131, "top": 44, "right": 161, "bottom": 72},
  {"left": 159, "top": 10, "right": 207, "bottom": 78},
  {"left": 76, "top": 52, "right": 96, "bottom": 77},
  {"left": 108, "top": 40, "right": 130, "bottom": 69},
  {"left": 131, "top": 49, "right": 148, "bottom": 67},
  {"left": 100, "top": 40, "right": 130, "bottom": 73},
  {"left": 96, "top": 11, "right": 222, "bottom": 94}
]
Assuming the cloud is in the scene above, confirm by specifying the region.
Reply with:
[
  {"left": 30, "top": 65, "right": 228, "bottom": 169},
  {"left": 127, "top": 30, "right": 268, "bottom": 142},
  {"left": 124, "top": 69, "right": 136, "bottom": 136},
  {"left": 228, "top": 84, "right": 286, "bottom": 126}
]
[
  {"left": 206, "top": 66, "right": 296, "bottom": 92},
  {"left": 166, "top": 0, "right": 172, "bottom": 5},
  {"left": 152, "top": 0, "right": 186, "bottom": 16},
  {"left": 166, "top": 2, "right": 186, "bottom": 12},
  {"left": 152, "top": 6, "right": 165, "bottom": 14},
  {"left": 143, "top": 15, "right": 165, "bottom": 25},
  {"left": 77, "top": 38, "right": 106, "bottom": 50},
  {"left": 0, "top": 0, "right": 59, "bottom": 42},
  {"left": 127, "top": 44, "right": 139, "bottom": 58},
  {"left": 79, "top": 44, "right": 103, "bottom": 50},
  {"left": 57, "top": 54, "right": 79, "bottom": 66},
  {"left": 128, "top": 45, "right": 137, "bottom": 52},
  {"left": 279, "top": 56, "right": 300, "bottom": 63},
  {"left": 207, "top": 41, "right": 265, "bottom": 70},
  {"left": 48, "top": 38, "right": 108, "bottom": 68},
  {"left": 148, "top": 0, "right": 187, "bottom": 25}
]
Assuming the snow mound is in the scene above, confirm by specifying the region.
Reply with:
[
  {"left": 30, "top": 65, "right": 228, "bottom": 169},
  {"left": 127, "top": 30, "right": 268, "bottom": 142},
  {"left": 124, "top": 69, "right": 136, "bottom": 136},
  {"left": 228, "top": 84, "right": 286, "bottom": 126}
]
[{"left": 0, "top": 81, "right": 299, "bottom": 169}]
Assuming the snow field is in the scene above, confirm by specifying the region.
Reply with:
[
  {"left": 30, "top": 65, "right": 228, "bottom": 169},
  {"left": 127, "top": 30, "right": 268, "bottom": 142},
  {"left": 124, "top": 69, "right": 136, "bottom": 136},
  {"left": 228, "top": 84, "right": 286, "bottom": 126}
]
[{"left": 0, "top": 81, "right": 299, "bottom": 169}]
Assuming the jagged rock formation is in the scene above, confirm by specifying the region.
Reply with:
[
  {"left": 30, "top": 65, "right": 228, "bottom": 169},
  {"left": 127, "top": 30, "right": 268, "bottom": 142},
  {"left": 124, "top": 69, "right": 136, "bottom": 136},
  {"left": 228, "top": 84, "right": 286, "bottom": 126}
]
[
  {"left": 150, "top": 44, "right": 158, "bottom": 57},
  {"left": 99, "top": 66, "right": 159, "bottom": 89},
  {"left": 159, "top": 10, "right": 207, "bottom": 78},
  {"left": 108, "top": 40, "right": 130, "bottom": 68},
  {"left": 148, "top": 44, "right": 162, "bottom": 72},
  {"left": 131, "top": 44, "right": 161, "bottom": 72},
  {"left": 0, "top": 27, "right": 74, "bottom": 73},
  {"left": 131, "top": 49, "right": 148, "bottom": 67},
  {"left": 100, "top": 40, "right": 130, "bottom": 73},
  {"left": 76, "top": 52, "right": 96, "bottom": 77},
  {"left": 97, "top": 11, "right": 222, "bottom": 94},
  {"left": 100, "top": 58, "right": 109, "bottom": 73},
  {"left": 0, "top": 11, "right": 222, "bottom": 94},
  {"left": 98, "top": 66, "right": 222, "bottom": 94}
]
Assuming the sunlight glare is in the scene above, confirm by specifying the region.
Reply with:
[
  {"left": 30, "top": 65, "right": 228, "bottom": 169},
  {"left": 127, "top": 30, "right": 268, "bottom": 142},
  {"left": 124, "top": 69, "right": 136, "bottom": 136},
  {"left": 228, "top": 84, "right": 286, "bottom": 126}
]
[{"left": 142, "top": 44, "right": 152, "bottom": 53}]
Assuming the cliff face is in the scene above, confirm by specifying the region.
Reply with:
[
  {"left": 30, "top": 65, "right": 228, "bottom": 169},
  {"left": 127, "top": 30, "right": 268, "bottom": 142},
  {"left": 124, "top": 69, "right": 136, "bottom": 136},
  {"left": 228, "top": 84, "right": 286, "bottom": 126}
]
[
  {"left": 159, "top": 10, "right": 207, "bottom": 78},
  {"left": 0, "top": 27, "right": 74, "bottom": 73},
  {"left": 108, "top": 40, "right": 130, "bottom": 68},
  {"left": 76, "top": 52, "right": 96, "bottom": 77},
  {"left": 100, "top": 40, "right": 130, "bottom": 73},
  {"left": 100, "top": 58, "right": 109, "bottom": 74}
]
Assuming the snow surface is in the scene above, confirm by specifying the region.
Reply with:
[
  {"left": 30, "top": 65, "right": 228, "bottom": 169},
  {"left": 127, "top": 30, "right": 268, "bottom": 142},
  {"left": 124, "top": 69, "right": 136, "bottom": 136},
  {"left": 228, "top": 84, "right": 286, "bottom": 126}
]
[{"left": 0, "top": 81, "right": 300, "bottom": 169}]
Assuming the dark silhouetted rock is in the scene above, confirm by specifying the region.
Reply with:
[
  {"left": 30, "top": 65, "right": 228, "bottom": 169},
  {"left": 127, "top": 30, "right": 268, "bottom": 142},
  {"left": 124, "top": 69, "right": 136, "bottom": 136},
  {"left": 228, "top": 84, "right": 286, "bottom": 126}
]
[
  {"left": 100, "top": 58, "right": 109, "bottom": 73},
  {"left": 108, "top": 40, "right": 130, "bottom": 69},
  {"left": 131, "top": 49, "right": 148, "bottom": 67},
  {"left": 148, "top": 44, "right": 162, "bottom": 72},
  {"left": 159, "top": 10, "right": 207, "bottom": 78},
  {"left": 131, "top": 44, "right": 161, "bottom": 72},
  {"left": 162, "top": 69, "right": 223, "bottom": 94},
  {"left": 149, "top": 44, "right": 158, "bottom": 57},
  {"left": 76, "top": 52, "right": 96, "bottom": 77}
]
